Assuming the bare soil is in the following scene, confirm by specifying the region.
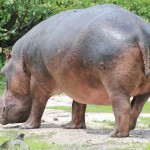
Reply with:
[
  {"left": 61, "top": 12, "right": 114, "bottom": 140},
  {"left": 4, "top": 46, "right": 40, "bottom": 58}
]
[{"left": 0, "top": 95, "right": 150, "bottom": 150}]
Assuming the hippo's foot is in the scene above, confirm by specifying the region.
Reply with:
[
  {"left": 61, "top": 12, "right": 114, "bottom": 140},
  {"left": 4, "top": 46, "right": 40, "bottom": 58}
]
[
  {"left": 110, "top": 130, "right": 129, "bottom": 138},
  {"left": 19, "top": 121, "right": 41, "bottom": 129},
  {"left": 62, "top": 122, "right": 86, "bottom": 129},
  {"left": 129, "top": 121, "right": 136, "bottom": 131}
]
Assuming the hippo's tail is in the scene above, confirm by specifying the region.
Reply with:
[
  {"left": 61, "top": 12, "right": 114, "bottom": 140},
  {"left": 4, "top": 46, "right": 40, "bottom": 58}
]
[{"left": 138, "top": 41, "right": 150, "bottom": 76}]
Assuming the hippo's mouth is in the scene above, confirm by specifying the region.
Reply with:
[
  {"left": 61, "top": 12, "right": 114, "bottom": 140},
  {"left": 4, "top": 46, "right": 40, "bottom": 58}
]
[
  {"left": 0, "top": 117, "right": 8, "bottom": 125},
  {"left": 0, "top": 104, "right": 15, "bottom": 125},
  {"left": 0, "top": 110, "right": 8, "bottom": 125}
]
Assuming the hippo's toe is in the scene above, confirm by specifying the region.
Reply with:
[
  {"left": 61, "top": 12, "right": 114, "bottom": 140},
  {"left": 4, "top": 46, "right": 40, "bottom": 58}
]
[
  {"left": 19, "top": 124, "right": 31, "bottom": 129},
  {"left": 62, "top": 122, "right": 86, "bottom": 129},
  {"left": 19, "top": 122, "right": 40, "bottom": 129},
  {"left": 110, "top": 130, "right": 129, "bottom": 138}
]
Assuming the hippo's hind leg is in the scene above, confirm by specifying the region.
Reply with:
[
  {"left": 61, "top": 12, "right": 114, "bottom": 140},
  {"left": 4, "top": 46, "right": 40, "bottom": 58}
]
[
  {"left": 108, "top": 91, "right": 130, "bottom": 137},
  {"left": 129, "top": 93, "right": 150, "bottom": 130},
  {"left": 63, "top": 100, "right": 86, "bottom": 129}
]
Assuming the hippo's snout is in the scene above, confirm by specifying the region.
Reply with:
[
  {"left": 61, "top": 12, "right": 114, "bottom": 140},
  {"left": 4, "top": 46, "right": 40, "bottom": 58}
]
[
  {"left": 0, "top": 96, "right": 7, "bottom": 125},
  {"left": 0, "top": 103, "right": 17, "bottom": 125},
  {"left": 0, "top": 107, "right": 8, "bottom": 125},
  {"left": 0, "top": 117, "right": 8, "bottom": 125}
]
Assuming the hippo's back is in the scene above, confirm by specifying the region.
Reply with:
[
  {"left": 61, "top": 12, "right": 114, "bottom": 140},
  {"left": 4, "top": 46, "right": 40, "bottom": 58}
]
[{"left": 13, "top": 4, "right": 149, "bottom": 62}]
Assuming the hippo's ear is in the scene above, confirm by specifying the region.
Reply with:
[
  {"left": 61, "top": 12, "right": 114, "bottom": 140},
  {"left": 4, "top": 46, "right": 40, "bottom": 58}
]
[{"left": 5, "top": 49, "right": 11, "bottom": 60}]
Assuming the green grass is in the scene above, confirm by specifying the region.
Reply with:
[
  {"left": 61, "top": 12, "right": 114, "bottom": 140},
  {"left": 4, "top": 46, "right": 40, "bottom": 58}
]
[
  {"left": 141, "top": 102, "right": 150, "bottom": 113},
  {"left": 138, "top": 117, "right": 150, "bottom": 128},
  {"left": 94, "top": 117, "right": 150, "bottom": 129},
  {"left": 146, "top": 143, "right": 150, "bottom": 150},
  {"left": 93, "top": 117, "right": 150, "bottom": 131},
  {"left": 0, "top": 130, "right": 51, "bottom": 150},
  {"left": 48, "top": 102, "right": 150, "bottom": 113},
  {"left": 47, "top": 105, "right": 113, "bottom": 113},
  {"left": 25, "top": 135, "right": 50, "bottom": 150},
  {"left": 0, "top": 130, "right": 88, "bottom": 150},
  {"left": 93, "top": 120, "right": 115, "bottom": 128}
]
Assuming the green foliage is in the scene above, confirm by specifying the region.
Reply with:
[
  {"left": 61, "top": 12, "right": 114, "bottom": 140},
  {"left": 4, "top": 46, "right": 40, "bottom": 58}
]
[
  {"left": 112, "top": 0, "right": 150, "bottom": 22},
  {"left": 0, "top": 0, "right": 52, "bottom": 48},
  {"left": 48, "top": 0, "right": 150, "bottom": 22}
]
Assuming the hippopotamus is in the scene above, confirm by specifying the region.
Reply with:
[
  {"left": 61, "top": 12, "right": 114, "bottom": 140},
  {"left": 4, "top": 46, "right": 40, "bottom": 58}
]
[{"left": 1, "top": 4, "right": 150, "bottom": 137}]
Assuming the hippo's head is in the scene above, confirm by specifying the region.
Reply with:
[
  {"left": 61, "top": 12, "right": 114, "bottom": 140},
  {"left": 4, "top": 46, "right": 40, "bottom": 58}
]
[{"left": 0, "top": 49, "right": 31, "bottom": 125}]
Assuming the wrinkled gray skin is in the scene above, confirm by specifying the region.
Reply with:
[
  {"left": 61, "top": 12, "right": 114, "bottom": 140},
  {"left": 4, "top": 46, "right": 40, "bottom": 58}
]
[{"left": 1, "top": 4, "right": 150, "bottom": 137}]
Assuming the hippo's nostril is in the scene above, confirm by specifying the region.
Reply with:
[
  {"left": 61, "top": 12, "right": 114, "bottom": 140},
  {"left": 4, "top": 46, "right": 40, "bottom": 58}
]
[
  {"left": 1, "top": 104, "right": 15, "bottom": 117},
  {"left": 6, "top": 104, "right": 15, "bottom": 111},
  {"left": 2, "top": 107, "right": 5, "bottom": 117},
  {"left": 0, "top": 104, "right": 15, "bottom": 125},
  {"left": 0, "top": 108, "right": 6, "bottom": 125}
]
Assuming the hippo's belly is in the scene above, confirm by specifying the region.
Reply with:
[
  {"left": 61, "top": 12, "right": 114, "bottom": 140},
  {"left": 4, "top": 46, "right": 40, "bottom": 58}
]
[
  {"left": 51, "top": 66, "right": 111, "bottom": 105},
  {"left": 62, "top": 85, "right": 111, "bottom": 105}
]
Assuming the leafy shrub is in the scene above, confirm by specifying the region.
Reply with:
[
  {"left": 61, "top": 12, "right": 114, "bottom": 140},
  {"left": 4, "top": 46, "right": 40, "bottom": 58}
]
[{"left": 50, "top": 0, "right": 150, "bottom": 22}]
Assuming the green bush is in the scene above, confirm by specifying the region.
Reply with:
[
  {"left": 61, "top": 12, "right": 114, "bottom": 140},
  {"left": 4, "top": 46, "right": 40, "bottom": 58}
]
[{"left": 49, "top": 0, "right": 150, "bottom": 22}]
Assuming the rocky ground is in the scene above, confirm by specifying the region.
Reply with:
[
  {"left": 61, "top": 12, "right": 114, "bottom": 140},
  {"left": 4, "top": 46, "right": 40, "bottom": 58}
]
[{"left": 0, "top": 95, "right": 150, "bottom": 150}]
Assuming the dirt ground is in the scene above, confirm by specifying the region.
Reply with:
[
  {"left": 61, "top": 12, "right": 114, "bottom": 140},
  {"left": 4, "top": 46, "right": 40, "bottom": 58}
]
[{"left": 0, "top": 95, "right": 150, "bottom": 150}]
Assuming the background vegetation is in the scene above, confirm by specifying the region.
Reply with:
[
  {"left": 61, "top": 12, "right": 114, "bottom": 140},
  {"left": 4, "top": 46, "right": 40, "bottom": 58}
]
[{"left": 0, "top": 0, "right": 150, "bottom": 94}]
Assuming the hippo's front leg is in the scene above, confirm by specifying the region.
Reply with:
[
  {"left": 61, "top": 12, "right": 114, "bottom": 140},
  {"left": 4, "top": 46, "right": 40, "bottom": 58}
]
[
  {"left": 20, "top": 94, "right": 49, "bottom": 129},
  {"left": 20, "top": 79, "right": 49, "bottom": 129},
  {"left": 20, "top": 96, "right": 49, "bottom": 129},
  {"left": 63, "top": 100, "right": 87, "bottom": 129}
]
